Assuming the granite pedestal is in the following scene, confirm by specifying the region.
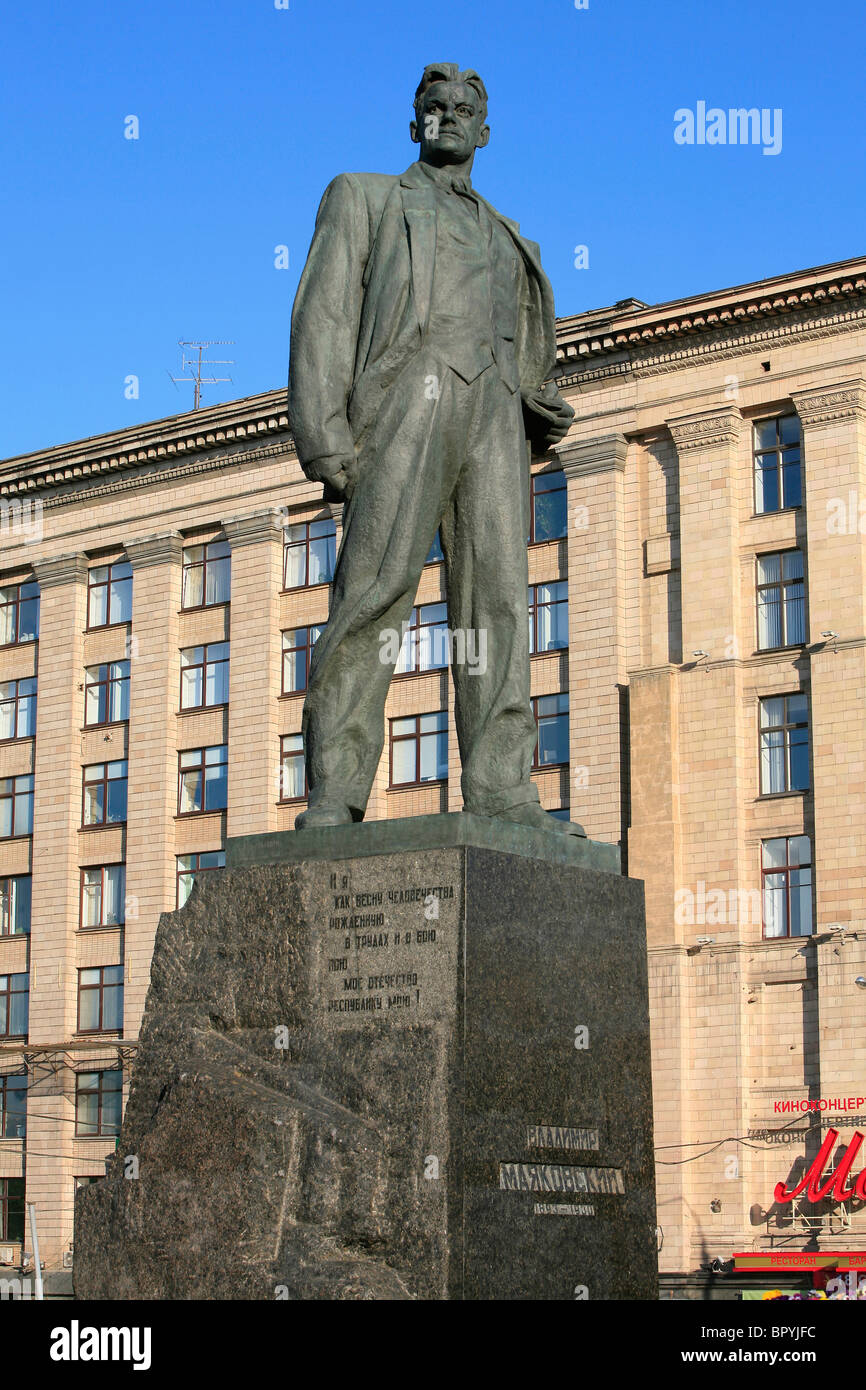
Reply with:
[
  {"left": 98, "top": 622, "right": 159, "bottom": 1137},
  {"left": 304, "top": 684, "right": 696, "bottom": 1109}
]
[{"left": 74, "top": 815, "right": 657, "bottom": 1300}]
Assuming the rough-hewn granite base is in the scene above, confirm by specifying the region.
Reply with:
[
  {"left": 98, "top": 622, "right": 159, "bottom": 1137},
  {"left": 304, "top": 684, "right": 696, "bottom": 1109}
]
[{"left": 74, "top": 825, "right": 656, "bottom": 1300}]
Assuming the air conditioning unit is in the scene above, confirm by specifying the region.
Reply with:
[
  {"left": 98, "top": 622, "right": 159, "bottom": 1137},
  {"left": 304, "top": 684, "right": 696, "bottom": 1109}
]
[
  {"left": 62, "top": 1250, "right": 74, "bottom": 1270},
  {"left": 0, "top": 1247, "right": 15, "bottom": 1265}
]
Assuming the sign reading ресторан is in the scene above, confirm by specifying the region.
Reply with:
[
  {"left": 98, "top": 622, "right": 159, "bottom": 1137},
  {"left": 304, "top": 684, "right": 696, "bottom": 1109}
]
[
  {"left": 499, "top": 1162, "right": 625, "bottom": 1195},
  {"left": 306, "top": 854, "right": 460, "bottom": 1026}
]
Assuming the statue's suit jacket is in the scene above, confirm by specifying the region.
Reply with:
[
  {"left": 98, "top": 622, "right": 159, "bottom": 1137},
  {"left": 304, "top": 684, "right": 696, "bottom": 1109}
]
[{"left": 288, "top": 161, "right": 558, "bottom": 477}]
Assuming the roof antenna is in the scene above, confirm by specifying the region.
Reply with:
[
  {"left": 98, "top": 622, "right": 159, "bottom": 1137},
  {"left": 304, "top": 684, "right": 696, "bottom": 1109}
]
[{"left": 168, "top": 340, "right": 234, "bottom": 410}]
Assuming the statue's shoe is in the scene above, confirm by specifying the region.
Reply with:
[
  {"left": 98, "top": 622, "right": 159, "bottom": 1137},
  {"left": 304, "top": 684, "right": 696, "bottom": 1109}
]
[
  {"left": 490, "top": 802, "right": 587, "bottom": 838},
  {"left": 295, "top": 803, "right": 353, "bottom": 829}
]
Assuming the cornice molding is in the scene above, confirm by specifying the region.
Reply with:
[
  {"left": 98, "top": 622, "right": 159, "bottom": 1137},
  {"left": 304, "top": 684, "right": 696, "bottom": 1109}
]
[
  {"left": 557, "top": 433, "right": 628, "bottom": 477},
  {"left": 42, "top": 441, "right": 293, "bottom": 513},
  {"left": 0, "top": 400, "right": 293, "bottom": 501},
  {"left": 666, "top": 406, "right": 742, "bottom": 452},
  {"left": 125, "top": 533, "right": 184, "bottom": 569},
  {"left": 33, "top": 553, "right": 89, "bottom": 588},
  {"left": 556, "top": 264, "right": 866, "bottom": 369},
  {"left": 790, "top": 378, "right": 866, "bottom": 427}
]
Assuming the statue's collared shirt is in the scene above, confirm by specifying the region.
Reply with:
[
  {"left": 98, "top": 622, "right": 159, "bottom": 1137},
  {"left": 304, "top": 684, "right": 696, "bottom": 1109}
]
[{"left": 416, "top": 162, "right": 521, "bottom": 392}]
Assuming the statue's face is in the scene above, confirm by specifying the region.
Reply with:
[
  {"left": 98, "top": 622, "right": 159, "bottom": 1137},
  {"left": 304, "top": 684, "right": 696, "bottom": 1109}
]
[{"left": 411, "top": 81, "right": 489, "bottom": 165}]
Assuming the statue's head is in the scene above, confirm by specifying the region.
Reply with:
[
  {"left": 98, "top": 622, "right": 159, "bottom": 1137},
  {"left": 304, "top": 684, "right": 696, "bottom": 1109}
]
[{"left": 410, "top": 63, "right": 489, "bottom": 166}]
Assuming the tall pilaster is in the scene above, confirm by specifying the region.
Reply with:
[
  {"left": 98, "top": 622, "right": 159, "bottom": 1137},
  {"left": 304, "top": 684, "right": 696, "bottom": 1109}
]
[
  {"left": 27, "top": 553, "right": 89, "bottom": 1265},
  {"left": 558, "top": 433, "right": 628, "bottom": 844},
  {"left": 223, "top": 509, "right": 285, "bottom": 838},
  {"left": 793, "top": 379, "right": 866, "bottom": 1105},
  {"left": 124, "top": 533, "right": 183, "bottom": 1032}
]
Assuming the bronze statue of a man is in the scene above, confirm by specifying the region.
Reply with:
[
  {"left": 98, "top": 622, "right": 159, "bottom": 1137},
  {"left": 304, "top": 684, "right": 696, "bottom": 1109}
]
[{"left": 288, "top": 62, "right": 583, "bottom": 837}]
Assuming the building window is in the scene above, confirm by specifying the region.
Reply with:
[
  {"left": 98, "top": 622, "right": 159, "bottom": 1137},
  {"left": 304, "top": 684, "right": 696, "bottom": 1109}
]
[
  {"left": 176, "top": 851, "right": 225, "bottom": 908},
  {"left": 762, "top": 836, "right": 812, "bottom": 938},
  {"left": 81, "top": 865, "right": 126, "bottom": 929},
  {"left": 530, "top": 471, "right": 567, "bottom": 543},
  {"left": 0, "top": 876, "right": 31, "bottom": 936},
  {"left": 0, "top": 1074, "right": 26, "bottom": 1139},
  {"left": 754, "top": 415, "right": 802, "bottom": 513},
  {"left": 0, "top": 776, "right": 33, "bottom": 839},
  {"left": 178, "top": 745, "right": 228, "bottom": 816},
  {"left": 281, "top": 625, "right": 324, "bottom": 695},
  {"left": 84, "top": 661, "right": 130, "bottom": 726},
  {"left": 75, "top": 1070, "right": 122, "bottom": 1137},
  {"left": 756, "top": 551, "right": 805, "bottom": 650},
  {"left": 0, "top": 581, "right": 39, "bottom": 646},
  {"left": 77, "top": 965, "right": 124, "bottom": 1034},
  {"left": 0, "top": 1178, "right": 25, "bottom": 1242},
  {"left": 532, "top": 693, "right": 569, "bottom": 769},
  {"left": 182, "top": 539, "right": 231, "bottom": 609},
  {"left": 82, "top": 761, "right": 128, "bottom": 827},
  {"left": 548, "top": 806, "right": 571, "bottom": 822},
  {"left": 396, "top": 604, "right": 449, "bottom": 674},
  {"left": 390, "top": 712, "right": 448, "bottom": 786},
  {"left": 180, "top": 642, "right": 229, "bottom": 710},
  {"left": 283, "top": 520, "right": 336, "bottom": 589},
  {"left": 425, "top": 531, "right": 444, "bottom": 565},
  {"left": 87, "top": 560, "right": 132, "bottom": 629},
  {"left": 0, "top": 974, "right": 28, "bottom": 1040},
  {"left": 279, "top": 734, "right": 306, "bottom": 802},
  {"left": 759, "top": 694, "right": 809, "bottom": 794},
  {"left": 529, "top": 582, "right": 568, "bottom": 655},
  {"left": 0, "top": 678, "right": 37, "bottom": 741}
]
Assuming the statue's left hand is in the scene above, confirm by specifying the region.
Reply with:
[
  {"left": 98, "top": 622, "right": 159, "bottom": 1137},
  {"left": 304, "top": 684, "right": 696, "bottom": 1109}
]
[{"left": 521, "top": 383, "right": 574, "bottom": 451}]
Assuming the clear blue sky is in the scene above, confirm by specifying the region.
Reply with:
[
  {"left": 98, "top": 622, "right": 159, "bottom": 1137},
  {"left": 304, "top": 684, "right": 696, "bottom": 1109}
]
[{"left": 1, "top": 0, "right": 863, "bottom": 459}]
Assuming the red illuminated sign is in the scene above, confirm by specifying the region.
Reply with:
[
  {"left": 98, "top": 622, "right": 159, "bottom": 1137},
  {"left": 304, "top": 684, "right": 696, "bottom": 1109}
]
[{"left": 774, "top": 1128, "right": 866, "bottom": 1204}]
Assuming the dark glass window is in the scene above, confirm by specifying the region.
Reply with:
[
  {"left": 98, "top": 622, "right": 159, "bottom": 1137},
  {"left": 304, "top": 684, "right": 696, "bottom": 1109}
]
[
  {"left": 530, "top": 472, "right": 567, "bottom": 543},
  {"left": 279, "top": 735, "right": 306, "bottom": 802},
  {"left": 762, "top": 835, "right": 812, "bottom": 938},
  {"left": 0, "top": 1074, "right": 26, "bottom": 1139},
  {"left": 80, "top": 864, "right": 126, "bottom": 928},
  {"left": 390, "top": 712, "right": 448, "bottom": 786},
  {"left": 0, "top": 1178, "right": 25, "bottom": 1242},
  {"left": 0, "top": 876, "right": 30, "bottom": 936},
  {"left": 182, "top": 540, "right": 231, "bottom": 608},
  {"left": 77, "top": 965, "right": 124, "bottom": 1033},
  {"left": 0, "top": 974, "right": 28, "bottom": 1039},
  {"left": 180, "top": 642, "right": 229, "bottom": 710},
  {"left": 759, "top": 694, "right": 809, "bottom": 794},
  {"left": 756, "top": 551, "right": 805, "bottom": 650},
  {"left": 754, "top": 415, "right": 801, "bottom": 513},
  {"left": 532, "top": 693, "right": 569, "bottom": 768},
  {"left": 283, "top": 521, "right": 336, "bottom": 589},
  {"left": 178, "top": 746, "right": 228, "bottom": 815},
  {"left": 529, "top": 583, "right": 568, "bottom": 654},
  {"left": 0, "top": 582, "right": 39, "bottom": 646},
  {"left": 281, "top": 625, "right": 324, "bottom": 694},
  {"left": 176, "top": 851, "right": 225, "bottom": 908},
  {"left": 87, "top": 561, "right": 132, "bottom": 628},
  {"left": 75, "top": 1070, "right": 122, "bottom": 1137},
  {"left": 425, "top": 532, "right": 444, "bottom": 565},
  {"left": 0, "top": 776, "right": 33, "bottom": 838},
  {"left": 84, "top": 661, "right": 130, "bottom": 726},
  {"left": 82, "top": 761, "right": 128, "bottom": 827},
  {"left": 395, "top": 604, "right": 449, "bottom": 673},
  {"left": 0, "top": 678, "right": 36, "bottom": 740}
]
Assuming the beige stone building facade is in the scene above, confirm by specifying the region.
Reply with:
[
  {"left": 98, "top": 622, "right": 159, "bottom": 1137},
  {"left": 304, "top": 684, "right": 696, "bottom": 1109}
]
[{"left": 1, "top": 252, "right": 865, "bottom": 1295}]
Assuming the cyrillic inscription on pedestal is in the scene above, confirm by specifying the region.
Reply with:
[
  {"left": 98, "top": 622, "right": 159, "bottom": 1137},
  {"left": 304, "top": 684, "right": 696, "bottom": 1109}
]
[{"left": 303, "top": 853, "right": 461, "bottom": 1025}]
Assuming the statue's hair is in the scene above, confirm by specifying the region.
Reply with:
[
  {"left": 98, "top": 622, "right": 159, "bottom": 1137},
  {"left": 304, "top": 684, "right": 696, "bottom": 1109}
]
[{"left": 413, "top": 64, "right": 488, "bottom": 122}]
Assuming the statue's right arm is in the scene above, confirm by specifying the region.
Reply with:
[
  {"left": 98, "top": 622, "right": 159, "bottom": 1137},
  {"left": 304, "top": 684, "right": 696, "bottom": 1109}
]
[{"left": 288, "top": 173, "right": 371, "bottom": 481}]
